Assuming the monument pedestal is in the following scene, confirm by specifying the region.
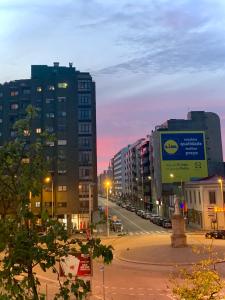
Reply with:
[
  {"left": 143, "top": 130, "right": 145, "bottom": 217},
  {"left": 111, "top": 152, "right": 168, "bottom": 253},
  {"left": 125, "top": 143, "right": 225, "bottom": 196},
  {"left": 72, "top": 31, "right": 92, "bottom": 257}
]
[{"left": 171, "top": 214, "right": 187, "bottom": 248}]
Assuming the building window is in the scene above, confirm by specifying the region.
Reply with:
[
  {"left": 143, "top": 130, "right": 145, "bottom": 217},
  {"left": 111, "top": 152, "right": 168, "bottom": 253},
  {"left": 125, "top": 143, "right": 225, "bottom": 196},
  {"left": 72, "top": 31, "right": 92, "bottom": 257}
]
[
  {"left": 79, "top": 167, "right": 92, "bottom": 179},
  {"left": 78, "top": 109, "right": 91, "bottom": 120},
  {"left": 0, "top": 92, "right": 3, "bottom": 97},
  {"left": 58, "top": 185, "right": 67, "bottom": 191},
  {"left": 78, "top": 94, "right": 91, "bottom": 105},
  {"left": 0, "top": 118, "right": 2, "bottom": 123},
  {"left": 78, "top": 123, "right": 92, "bottom": 134},
  {"left": 10, "top": 131, "right": 17, "bottom": 138},
  {"left": 198, "top": 191, "right": 201, "bottom": 204},
  {"left": 58, "top": 82, "right": 68, "bottom": 89},
  {"left": 10, "top": 91, "right": 19, "bottom": 97},
  {"left": 23, "top": 130, "right": 30, "bottom": 136},
  {"left": 36, "top": 128, "right": 42, "bottom": 134},
  {"left": 0, "top": 105, "right": 3, "bottom": 111},
  {"left": 11, "top": 103, "right": 19, "bottom": 110},
  {"left": 46, "top": 113, "right": 55, "bottom": 118},
  {"left": 46, "top": 98, "right": 54, "bottom": 104},
  {"left": 58, "top": 170, "right": 67, "bottom": 175},
  {"left": 58, "top": 140, "right": 67, "bottom": 146},
  {"left": 45, "top": 126, "right": 54, "bottom": 133},
  {"left": 58, "top": 124, "right": 66, "bottom": 132},
  {"left": 79, "top": 151, "right": 92, "bottom": 164},
  {"left": 58, "top": 149, "right": 66, "bottom": 160},
  {"left": 37, "top": 87, "right": 42, "bottom": 92},
  {"left": 35, "top": 201, "right": 41, "bottom": 208},
  {"left": 58, "top": 111, "right": 67, "bottom": 117},
  {"left": 44, "top": 202, "right": 52, "bottom": 207},
  {"left": 58, "top": 97, "right": 66, "bottom": 103},
  {"left": 48, "top": 85, "right": 55, "bottom": 91},
  {"left": 46, "top": 141, "right": 54, "bottom": 147},
  {"left": 78, "top": 137, "right": 92, "bottom": 149},
  {"left": 23, "top": 89, "right": 31, "bottom": 95},
  {"left": 58, "top": 202, "right": 67, "bottom": 207},
  {"left": 209, "top": 191, "right": 216, "bottom": 204},
  {"left": 78, "top": 80, "right": 91, "bottom": 91}
]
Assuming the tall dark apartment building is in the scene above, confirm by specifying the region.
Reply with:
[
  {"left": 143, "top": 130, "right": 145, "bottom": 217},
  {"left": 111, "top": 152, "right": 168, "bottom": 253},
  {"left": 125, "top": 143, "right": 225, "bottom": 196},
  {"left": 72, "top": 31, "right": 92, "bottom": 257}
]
[{"left": 0, "top": 63, "right": 97, "bottom": 230}]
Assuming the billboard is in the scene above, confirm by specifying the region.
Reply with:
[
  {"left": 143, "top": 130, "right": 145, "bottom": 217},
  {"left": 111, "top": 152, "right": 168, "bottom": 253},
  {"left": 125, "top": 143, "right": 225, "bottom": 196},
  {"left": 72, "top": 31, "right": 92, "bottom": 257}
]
[{"left": 160, "top": 131, "right": 208, "bottom": 183}]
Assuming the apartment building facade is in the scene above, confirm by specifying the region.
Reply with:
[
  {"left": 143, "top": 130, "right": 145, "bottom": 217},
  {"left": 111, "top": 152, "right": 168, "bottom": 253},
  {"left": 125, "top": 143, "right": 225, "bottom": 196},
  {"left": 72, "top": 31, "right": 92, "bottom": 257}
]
[{"left": 0, "top": 63, "right": 97, "bottom": 230}]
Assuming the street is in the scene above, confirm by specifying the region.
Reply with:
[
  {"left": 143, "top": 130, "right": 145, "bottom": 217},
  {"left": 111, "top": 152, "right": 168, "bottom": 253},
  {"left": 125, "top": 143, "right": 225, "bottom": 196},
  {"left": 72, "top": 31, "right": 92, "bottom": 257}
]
[
  {"left": 33, "top": 196, "right": 225, "bottom": 300},
  {"left": 98, "top": 196, "right": 170, "bottom": 236}
]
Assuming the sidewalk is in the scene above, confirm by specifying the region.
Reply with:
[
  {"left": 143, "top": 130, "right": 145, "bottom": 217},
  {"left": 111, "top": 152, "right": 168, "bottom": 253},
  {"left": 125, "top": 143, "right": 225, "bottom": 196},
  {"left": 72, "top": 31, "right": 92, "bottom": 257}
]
[{"left": 115, "top": 234, "right": 225, "bottom": 266}]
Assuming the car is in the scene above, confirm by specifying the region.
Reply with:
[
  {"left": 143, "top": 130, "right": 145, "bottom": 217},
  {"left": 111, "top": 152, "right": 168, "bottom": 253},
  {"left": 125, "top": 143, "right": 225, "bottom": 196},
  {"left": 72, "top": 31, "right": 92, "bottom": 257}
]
[
  {"left": 144, "top": 213, "right": 151, "bottom": 219},
  {"left": 130, "top": 206, "right": 136, "bottom": 212},
  {"left": 152, "top": 216, "right": 160, "bottom": 224},
  {"left": 150, "top": 214, "right": 159, "bottom": 222},
  {"left": 137, "top": 210, "right": 145, "bottom": 217},
  {"left": 121, "top": 203, "right": 127, "bottom": 208},
  {"left": 205, "top": 230, "right": 225, "bottom": 239},
  {"left": 162, "top": 219, "right": 172, "bottom": 228}
]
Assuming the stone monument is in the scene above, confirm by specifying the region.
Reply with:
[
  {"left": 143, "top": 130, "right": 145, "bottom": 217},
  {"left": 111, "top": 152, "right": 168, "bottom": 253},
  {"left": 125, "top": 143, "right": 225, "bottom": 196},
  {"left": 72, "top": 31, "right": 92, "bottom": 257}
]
[{"left": 171, "top": 196, "right": 187, "bottom": 248}]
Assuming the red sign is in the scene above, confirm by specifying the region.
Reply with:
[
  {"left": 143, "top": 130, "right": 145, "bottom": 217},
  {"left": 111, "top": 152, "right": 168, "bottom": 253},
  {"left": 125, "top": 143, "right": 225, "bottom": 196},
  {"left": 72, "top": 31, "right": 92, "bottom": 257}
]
[{"left": 60, "top": 253, "right": 92, "bottom": 277}]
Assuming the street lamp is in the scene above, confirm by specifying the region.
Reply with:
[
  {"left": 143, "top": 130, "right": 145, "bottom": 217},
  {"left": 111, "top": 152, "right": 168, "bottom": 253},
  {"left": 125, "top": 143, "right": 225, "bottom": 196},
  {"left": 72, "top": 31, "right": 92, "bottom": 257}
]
[
  {"left": 218, "top": 178, "right": 224, "bottom": 206},
  {"left": 105, "top": 180, "right": 111, "bottom": 237},
  {"left": 45, "top": 173, "right": 54, "bottom": 218}
]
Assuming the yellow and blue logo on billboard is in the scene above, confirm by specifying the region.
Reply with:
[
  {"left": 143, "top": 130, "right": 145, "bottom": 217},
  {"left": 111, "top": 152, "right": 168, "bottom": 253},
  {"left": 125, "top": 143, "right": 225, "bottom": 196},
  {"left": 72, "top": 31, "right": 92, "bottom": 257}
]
[
  {"left": 164, "top": 139, "right": 179, "bottom": 154},
  {"left": 160, "top": 131, "right": 208, "bottom": 183}
]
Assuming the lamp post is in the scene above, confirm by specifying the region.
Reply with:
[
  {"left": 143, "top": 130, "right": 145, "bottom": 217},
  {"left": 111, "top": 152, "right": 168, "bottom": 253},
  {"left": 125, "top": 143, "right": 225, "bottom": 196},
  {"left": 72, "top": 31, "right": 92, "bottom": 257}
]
[
  {"left": 218, "top": 178, "right": 224, "bottom": 205},
  {"left": 105, "top": 180, "right": 111, "bottom": 237},
  {"left": 45, "top": 173, "right": 54, "bottom": 218}
]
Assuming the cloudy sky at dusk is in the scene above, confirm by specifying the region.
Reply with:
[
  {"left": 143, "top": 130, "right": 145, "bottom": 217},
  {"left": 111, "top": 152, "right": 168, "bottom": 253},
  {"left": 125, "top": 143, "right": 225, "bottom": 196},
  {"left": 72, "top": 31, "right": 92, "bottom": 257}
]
[{"left": 1, "top": 0, "right": 225, "bottom": 173}]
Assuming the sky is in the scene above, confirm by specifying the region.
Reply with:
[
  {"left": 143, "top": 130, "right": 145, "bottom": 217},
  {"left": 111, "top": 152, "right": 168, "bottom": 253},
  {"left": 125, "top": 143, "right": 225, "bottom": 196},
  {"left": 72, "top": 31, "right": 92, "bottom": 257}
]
[{"left": 1, "top": 0, "right": 225, "bottom": 173}]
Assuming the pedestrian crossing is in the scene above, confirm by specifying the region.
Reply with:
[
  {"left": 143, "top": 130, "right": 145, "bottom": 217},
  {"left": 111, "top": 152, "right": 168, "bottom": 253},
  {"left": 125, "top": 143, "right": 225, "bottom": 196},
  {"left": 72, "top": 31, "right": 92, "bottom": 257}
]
[{"left": 127, "top": 230, "right": 171, "bottom": 236}]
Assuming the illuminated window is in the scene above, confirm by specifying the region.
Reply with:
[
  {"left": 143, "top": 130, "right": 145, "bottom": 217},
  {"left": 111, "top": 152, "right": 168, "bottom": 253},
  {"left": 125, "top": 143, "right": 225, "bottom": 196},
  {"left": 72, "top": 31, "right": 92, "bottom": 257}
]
[
  {"left": 37, "top": 87, "right": 42, "bottom": 92},
  {"left": 23, "top": 130, "right": 30, "bottom": 136},
  {"left": 48, "top": 85, "right": 55, "bottom": 91},
  {"left": 36, "top": 128, "right": 42, "bottom": 134},
  {"left": 58, "top": 82, "right": 68, "bottom": 89},
  {"left": 58, "top": 170, "right": 67, "bottom": 175},
  {"left": 35, "top": 201, "right": 41, "bottom": 208},
  {"left": 58, "top": 140, "right": 67, "bottom": 146},
  {"left": 11, "top": 103, "right": 19, "bottom": 110},
  {"left": 58, "top": 185, "right": 67, "bottom": 191},
  {"left": 22, "top": 158, "right": 30, "bottom": 164},
  {"left": 10, "top": 91, "right": 19, "bottom": 97}
]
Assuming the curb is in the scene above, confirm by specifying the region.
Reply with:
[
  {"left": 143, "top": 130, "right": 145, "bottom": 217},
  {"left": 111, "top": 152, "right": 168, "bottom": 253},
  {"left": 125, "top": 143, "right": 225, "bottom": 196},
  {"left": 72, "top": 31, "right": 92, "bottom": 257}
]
[{"left": 116, "top": 254, "right": 196, "bottom": 267}]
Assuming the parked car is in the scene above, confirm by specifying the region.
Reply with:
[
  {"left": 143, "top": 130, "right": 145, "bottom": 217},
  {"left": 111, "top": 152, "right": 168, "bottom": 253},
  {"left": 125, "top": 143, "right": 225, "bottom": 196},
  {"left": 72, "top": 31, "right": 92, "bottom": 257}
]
[
  {"left": 143, "top": 212, "right": 151, "bottom": 219},
  {"left": 150, "top": 214, "right": 159, "bottom": 222},
  {"left": 205, "top": 230, "right": 225, "bottom": 239},
  {"left": 152, "top": 216, "right": 160, "bottom": 224},
  {"left": 162, "top": 219, "right": 172, "bottom": 229},
  {"left": 155, "top": 218, "right": 165, "bottom": 226},
  {"left": 121, "top": 203, "right": 127, "bottom": 208},
  {"left": 130, "top": 206, "right": 136, "bottom": 212}
]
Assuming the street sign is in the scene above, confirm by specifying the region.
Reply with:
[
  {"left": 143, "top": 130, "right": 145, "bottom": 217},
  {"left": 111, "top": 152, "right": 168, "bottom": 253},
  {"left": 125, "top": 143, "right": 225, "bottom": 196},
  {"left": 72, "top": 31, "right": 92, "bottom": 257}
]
[{"left": 60, "top": 253, "right": 92, "bottom": 277}]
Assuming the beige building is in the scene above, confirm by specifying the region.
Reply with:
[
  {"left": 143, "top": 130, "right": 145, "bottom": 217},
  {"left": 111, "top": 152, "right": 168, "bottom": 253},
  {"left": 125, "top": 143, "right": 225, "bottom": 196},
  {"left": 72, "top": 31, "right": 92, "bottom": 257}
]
[{"left": 185, "top": 176, "right": 225, "bottom": 230}]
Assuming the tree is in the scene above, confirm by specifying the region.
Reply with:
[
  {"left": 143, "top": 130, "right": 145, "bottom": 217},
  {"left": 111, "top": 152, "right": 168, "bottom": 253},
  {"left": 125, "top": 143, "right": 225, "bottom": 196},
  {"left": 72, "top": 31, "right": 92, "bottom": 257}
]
[
  {"left": 0, "top": 106, "right": 113, "bottom": 299},
  {"left": 171, "top": 245, "right": 225, "bottom": 300}
]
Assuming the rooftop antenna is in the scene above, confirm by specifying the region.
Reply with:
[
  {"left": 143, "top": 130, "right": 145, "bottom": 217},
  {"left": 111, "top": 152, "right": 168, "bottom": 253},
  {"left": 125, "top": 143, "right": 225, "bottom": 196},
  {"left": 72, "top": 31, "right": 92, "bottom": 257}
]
[{"left": 69, "top": 62, "right": 73, "bottom": 67}]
